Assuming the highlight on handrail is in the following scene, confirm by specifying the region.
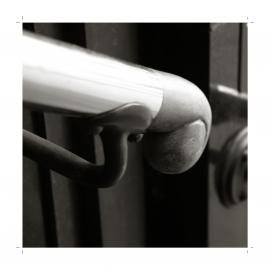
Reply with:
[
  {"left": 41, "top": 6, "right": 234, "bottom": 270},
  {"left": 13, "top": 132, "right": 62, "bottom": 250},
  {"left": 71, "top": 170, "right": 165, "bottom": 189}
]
[{"left": 23, "top": 31, "right": 212, "bottom": 186}]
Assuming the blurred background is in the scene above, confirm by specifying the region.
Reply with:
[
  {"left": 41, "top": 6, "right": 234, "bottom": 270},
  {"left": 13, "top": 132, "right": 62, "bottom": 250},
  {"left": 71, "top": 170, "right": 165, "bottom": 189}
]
[{"left": 23, "top": 23, "right": 247, "bottom": 247}]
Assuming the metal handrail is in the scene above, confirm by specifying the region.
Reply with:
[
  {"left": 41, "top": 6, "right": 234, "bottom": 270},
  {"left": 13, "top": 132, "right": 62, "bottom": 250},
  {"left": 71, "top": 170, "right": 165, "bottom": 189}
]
[{"left": 23, "top": 31, "right": 212, "bottom": 184}]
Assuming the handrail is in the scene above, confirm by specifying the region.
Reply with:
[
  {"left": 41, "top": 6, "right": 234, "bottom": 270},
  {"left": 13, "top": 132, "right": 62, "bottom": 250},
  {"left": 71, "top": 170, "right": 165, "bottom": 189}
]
[
  {"left": 23, "top": 31, "right": 212, "bottom": 183},
  {"left": 23, "top": 31, "right": 163, "bottom": 119}
]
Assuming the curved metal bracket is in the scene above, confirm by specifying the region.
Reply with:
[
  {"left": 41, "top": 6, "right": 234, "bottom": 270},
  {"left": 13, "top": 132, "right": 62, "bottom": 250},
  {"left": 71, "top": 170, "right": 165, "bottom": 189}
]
[{"left": 23, "top": 103, "right": 152, "bottom": 188}]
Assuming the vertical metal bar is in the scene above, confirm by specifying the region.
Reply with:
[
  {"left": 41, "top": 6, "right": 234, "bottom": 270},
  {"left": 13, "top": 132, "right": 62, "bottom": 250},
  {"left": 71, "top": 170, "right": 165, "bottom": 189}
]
[
  {"left": 30, "top": 112, "right": 58, "bottom": 247},
  {"left": 239, "top": 23, "right": 248, "bottom": 94},
  {"left": 23, "top": 109, "right": 48, "bottom": 247}
]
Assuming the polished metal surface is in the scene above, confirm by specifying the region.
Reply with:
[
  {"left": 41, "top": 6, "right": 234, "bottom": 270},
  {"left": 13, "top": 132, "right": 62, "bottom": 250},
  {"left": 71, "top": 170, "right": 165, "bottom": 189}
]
[
  {"left": 23, "top": 31, "right": 212, "bottom": 175},
  {"left": 23, "top": 31, "right": 163, "bottom": 118}
]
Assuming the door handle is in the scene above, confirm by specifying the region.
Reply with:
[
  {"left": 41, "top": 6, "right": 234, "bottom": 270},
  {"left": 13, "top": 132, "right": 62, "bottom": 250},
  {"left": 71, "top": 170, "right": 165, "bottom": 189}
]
[
  {"left": 23, "top": 31, "right": 212, "bottom": 187},
  {"left": 210, "top": 84, "right": 247, "bottom": 206}
]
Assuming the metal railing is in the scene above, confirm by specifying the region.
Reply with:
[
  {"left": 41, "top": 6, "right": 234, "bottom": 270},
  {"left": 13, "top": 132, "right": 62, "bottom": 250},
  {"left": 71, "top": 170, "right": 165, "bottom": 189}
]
[{"left": 23, "top": 31, "right": 212, "bottom": 186}]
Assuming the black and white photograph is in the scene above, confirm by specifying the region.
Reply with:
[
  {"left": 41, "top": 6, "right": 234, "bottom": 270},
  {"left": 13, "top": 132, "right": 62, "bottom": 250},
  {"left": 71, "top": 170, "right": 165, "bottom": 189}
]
[
  {"left": 2, "top": 2, "right": 270, "bottom": 268},
  {"left": 22, "top": 22, "right": 247, "bottom": 248}
]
